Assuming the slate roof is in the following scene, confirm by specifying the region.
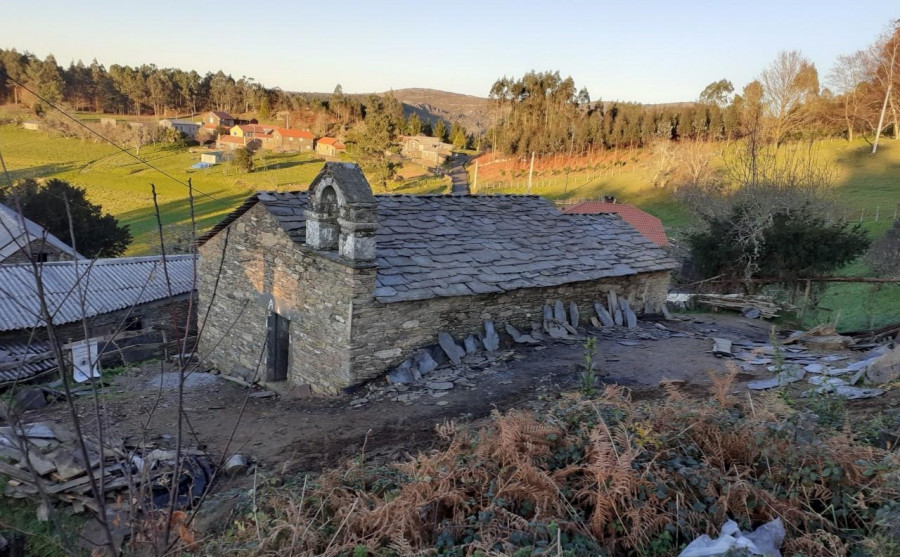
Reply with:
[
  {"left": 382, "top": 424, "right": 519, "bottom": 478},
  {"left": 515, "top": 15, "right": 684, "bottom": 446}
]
[
  {"left": 564, "top": 213, "right": 675, "bottom": 273},
  {"left": 0, "top": 255, "right": 195, "bottom": 332},
  {"left": 563, "top": 201, "right": 669, "bottom": 247},
  {"left": 0, "top": 203, "right": 83, "bottom": 262},
  {"left": 200, "top": 192, "right": 675, "bottom": 304}
]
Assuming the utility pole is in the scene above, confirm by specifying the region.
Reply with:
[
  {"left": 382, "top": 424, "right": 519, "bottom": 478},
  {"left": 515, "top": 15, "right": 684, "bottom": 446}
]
[
  {"left": 526, "top": 151, "right": 535, "bottom": 194},
  {"left": 473, "top": 159, "right": 478, "bottom": 193}
]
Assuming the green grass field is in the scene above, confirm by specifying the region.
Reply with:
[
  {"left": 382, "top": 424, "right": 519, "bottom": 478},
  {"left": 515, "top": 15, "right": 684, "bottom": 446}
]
[
  {"left": 472, "top": 139, "right": 900, "bottom": 331},
  {"left": 0, "top": 125, "right": 326, "bottom": 252}
]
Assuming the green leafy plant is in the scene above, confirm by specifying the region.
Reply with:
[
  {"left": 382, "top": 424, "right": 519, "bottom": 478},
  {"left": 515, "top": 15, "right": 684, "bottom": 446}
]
[{"left": 580, "top": 337, "right": 598, "bottom": 395}]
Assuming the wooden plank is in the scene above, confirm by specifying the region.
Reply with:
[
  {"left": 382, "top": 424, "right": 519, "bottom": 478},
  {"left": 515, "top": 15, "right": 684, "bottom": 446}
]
[{"left": 0, "top": 460, "right": 48, "bottom": 486}]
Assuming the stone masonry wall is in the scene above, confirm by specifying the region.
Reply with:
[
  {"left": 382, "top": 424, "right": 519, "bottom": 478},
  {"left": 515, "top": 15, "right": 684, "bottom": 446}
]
[
  {"left": 349, "top": 270, "right": 670, "bottom": 378},
  {"left": 198, "top": 204, "right": 370, "bottom": 394},
  {"left": 1, "top": 239, "right": 76, "bottom": 264}
]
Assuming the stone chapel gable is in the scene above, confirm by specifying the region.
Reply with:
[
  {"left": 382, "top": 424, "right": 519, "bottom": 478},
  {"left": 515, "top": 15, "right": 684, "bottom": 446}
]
[{"left": 304, "top": 162, "right": 379, "bottom": 264}]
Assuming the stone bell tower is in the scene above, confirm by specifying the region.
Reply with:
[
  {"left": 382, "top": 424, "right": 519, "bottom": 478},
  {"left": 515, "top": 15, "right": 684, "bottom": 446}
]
[{"left": 304, "top": 162, "right": 378, "bottom": 264}]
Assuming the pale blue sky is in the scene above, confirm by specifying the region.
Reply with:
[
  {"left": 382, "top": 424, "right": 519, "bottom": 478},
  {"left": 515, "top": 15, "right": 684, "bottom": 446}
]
[{"left": 2, "top": 1, "right": 896, "bottom": 103}]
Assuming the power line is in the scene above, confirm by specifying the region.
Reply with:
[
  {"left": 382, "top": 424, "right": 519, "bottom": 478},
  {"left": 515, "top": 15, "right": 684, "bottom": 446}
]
[{"left": 0, "top": 69, "right": 231, "bottom": 210}]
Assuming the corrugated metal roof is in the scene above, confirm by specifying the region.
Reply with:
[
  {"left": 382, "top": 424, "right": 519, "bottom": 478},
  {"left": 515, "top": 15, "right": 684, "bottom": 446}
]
[
  {"left": 0, "top": 202, "right": 84, "bottom": 261},
  {"left": 0, "top": 255, "right": 195, "bottom": 332},
  {"left": 0, "top": 340, "right": 55, "bottom": 385}
]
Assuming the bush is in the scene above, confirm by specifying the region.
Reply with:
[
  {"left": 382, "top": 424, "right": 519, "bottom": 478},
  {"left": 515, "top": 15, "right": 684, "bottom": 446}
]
[
  {"left": 866, "top": 220, "right": 900, "bottom": 277},
  {"left": 1, "top": 178, "right": 132, "bottom": 257},
  {"left": 232, "top": 147, "right": 254, "bottom": 173},
  {"left": 687, "top": 202, "right": 870, "bottom": 287},
  {"left": 208, "top": 381, "right": 899, "bottom": 556}
]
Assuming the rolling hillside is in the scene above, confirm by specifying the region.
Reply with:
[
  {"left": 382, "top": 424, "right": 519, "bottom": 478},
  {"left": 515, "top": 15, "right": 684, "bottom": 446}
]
[{"left": 390, "top": 88, "right": 490, "bottom": 133}]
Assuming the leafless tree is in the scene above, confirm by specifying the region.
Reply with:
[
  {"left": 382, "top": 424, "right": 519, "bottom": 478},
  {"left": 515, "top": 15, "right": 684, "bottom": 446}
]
[
  {"left": 828, "top": 50, "right": 875, "bottom": 141},
  {"left": 760, "top": 50, "right": 820, "bottom": 147}
]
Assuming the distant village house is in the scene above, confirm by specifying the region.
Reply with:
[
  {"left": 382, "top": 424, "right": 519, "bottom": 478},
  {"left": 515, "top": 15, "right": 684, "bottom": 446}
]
[
  {"left": 563, "top": 200, "right": 669, "bottom": 247},
  {"left": 216, "top": 135, "right": 262, "bottom": 152},
  {"left": 315, "top": 137, "right": 346, "bottom": 157},
  {"left": 159, "top": 118, "right": 201, "bottom": 137},
  {"left": 401, "top": 135, "right": 453, "bottom": 166},
  {"left": 273, "top": 128, "right": 314, "bottom": 152},
  {"left": 197, "top": 163, "right": 675, "bottom": 395},
  {"left": 205, "top": 111, "right": 235, "bottom": 128}
]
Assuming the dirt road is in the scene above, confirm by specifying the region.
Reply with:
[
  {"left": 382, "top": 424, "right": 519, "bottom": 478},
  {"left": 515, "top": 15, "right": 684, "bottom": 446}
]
[{"left": 448, "top": 154, "right": 470, "bottom": 195}]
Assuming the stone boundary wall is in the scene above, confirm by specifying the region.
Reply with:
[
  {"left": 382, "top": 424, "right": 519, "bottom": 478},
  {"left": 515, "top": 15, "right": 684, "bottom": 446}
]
[{"left": 350, "top": 270, "right": 670, "bottom": 380}]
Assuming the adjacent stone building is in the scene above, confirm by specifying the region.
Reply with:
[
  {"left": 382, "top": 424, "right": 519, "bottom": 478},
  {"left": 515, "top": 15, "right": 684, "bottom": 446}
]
[
  {"left": 197, "top": 163, "right": 675, "bottom": 394},
  {"left": 0, "top": 202, "right": 83, "bottom": 264},
  {"left": 0, "top": 255, "right": 196, "bottom": 387}
]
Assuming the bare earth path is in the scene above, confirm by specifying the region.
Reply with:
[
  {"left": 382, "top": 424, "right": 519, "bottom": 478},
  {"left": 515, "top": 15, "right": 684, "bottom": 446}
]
[
  {"left": 37, "top": 314, "right": 773, "bottom": 476},
  {"left": 448, "top": 154, "right": 470, "bottom": 195}
]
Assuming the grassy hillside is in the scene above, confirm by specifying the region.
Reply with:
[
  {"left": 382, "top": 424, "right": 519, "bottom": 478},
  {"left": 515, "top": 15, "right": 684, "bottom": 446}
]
[
  {"left": 473, "top": 139, "right": 900, "bottom": 331},
  {"left": 1, "top": 125, "right": 325, "bottom": 252},
  {"left": 472, "top": 139, "right": 900, "bottom": 236}
]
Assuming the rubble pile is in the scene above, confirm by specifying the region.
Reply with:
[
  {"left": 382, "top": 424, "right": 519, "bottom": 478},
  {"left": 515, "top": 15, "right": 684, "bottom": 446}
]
[
  {"left": 719, "top": 328, "right": 897, "bottom": 399},
  {"left": 353, "top": 298, "right": 682, "bottom": 407},
  {"left": 0, "top": 421, "right": 212, "bottom": 517}
]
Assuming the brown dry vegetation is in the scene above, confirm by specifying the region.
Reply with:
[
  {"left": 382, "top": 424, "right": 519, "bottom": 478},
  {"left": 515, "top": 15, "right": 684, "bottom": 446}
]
[{"left": 204, "top": 377, "right": 900, "bottom": 557}]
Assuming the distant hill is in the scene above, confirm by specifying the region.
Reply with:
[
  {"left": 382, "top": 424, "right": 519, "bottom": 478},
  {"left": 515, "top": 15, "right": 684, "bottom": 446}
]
[
  {"left": 388, "top": 88, "right": 490, "bottom": 134},
  {"left": 291, "top": 87, "right": 491, "bottom": 134}
]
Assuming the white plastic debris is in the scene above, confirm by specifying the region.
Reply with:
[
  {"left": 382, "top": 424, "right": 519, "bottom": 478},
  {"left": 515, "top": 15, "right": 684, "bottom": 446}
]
[{"left": 678, "top": 518, "right": 785, "bottom": 557}]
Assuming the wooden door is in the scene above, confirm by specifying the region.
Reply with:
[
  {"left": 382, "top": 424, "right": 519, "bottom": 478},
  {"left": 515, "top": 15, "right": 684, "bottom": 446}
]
[{"left": 266, "top": 312, "right": 290, "bottom": 382}]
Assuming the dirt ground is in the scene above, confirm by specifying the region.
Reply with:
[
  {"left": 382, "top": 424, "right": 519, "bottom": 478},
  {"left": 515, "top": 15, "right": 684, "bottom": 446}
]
[{"left": 18, "top": 312, "right": 898, "bottom": 531}]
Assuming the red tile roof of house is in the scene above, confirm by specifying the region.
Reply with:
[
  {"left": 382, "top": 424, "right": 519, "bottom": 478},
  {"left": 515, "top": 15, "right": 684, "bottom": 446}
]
[
  {"left": 202, "top": 123, "right": 218, "bottom": 130},
  {"left": 275, "top": 128, "right": 314, "bottom": 139},
  {"left": 563, "top": 201, "right": 668, "bottom": 246},
  {"left": 217, "top": 135, "right": 246, "bottom": 144},
  {"left": 318, "top": 137, "right": 345, "bottom": 149}
]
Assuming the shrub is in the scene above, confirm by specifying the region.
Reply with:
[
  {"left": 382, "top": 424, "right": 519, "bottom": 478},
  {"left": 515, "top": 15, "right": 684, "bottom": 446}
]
[
  {"left": 209, "top": 382, "right": 899, "bottom": 556},
  {"left": 866, "top": 219, "right": 900, "bottom": 277},
  {"left": 687, "top": 200, "right": 869, "bottom": 289},
  {"left": 232, "top": 147, "right": 254, "bottom": 173},
  {"left": 1, "top": 178, "right": 132, "bottom": 257}
]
